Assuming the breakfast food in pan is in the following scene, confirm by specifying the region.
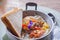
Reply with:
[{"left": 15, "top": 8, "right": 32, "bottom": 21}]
[
  {"left": 22, "top": 16, "right": 49, "bottom": 38},
  {"left": 1, "top": 8, "right": 49, "bottom": 39}
]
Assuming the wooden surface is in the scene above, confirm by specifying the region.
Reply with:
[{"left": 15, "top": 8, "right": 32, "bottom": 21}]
[{"left": 1, "top": 0, "right": 60, "bottom": 12}]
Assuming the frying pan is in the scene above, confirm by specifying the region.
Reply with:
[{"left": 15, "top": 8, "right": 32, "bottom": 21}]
[{"left": 7, "top": 2, "right": 55, "bottom": 40}]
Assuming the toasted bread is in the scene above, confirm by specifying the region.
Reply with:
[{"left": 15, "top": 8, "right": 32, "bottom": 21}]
[{"left": 1, "top": 8, "right": 22, "bottom": 37}]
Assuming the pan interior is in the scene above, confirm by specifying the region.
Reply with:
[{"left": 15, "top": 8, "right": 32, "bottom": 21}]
[{"left": 23, "top": 10, "right": 52, "bottom": 39}]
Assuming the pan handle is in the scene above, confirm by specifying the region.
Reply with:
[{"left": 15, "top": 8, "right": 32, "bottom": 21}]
[
  {"left": 48, "top": 13, "right": 56, "bottom": 24},
  {"left": 26, "top": 2, "right": 37, "bottom": 10}
]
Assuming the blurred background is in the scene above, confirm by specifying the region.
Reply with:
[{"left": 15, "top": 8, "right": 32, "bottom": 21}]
[{"left": 0, "top": 0, "right": 60, "bottom": 14}]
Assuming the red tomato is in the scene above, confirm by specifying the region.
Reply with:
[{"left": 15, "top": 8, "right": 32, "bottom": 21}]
[
  {"left": 22, "top": 24, "right": 26, "bottom": 27},
  {"left": 22, "top": 24, "right": 27, "bottom": 30}
]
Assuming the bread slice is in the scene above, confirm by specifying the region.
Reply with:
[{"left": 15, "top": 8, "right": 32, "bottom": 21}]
[{"left": 1, "top": 8, "right": 23, "bottom": 37}]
